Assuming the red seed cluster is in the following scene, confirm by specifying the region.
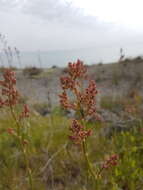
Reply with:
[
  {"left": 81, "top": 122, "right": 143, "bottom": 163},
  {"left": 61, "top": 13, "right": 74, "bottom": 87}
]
[
  {"left": 59, "top": 60, "right": 98, "bottom": 118},
  {"left": 78, "top": 80, "right": 98, "bottom": 117},
  {"left": 0, "top": 69, "right": 19, "bottom": 107},
  {"left": 0, "top": 69, "right": 30, "bottom": 120},
  {"left": 69, "top": 119, "right": 92, "bottom": 144},
  {"left": 102, "top": 154, "right": 119, "bottom": 169},
  {"left": 59, "top": 60, "right": 99, "bottom": 143},
  {"left": 60, "top": 76, "right": 75, "bottom": 90},
  {"left": 68, "top": 59, "right": 87, "bottom": 79},
  {"left": 59, "top": 91, "right": 76, "bottom": 110},
  {"left": 20, "top": 104, "right": 30, "bottom": 119},
  {"left": 7, "top": 128, "right": 15, "bottom": 135}
]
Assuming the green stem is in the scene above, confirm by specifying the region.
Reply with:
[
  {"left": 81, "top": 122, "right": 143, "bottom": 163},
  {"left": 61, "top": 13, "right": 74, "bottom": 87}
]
[
  {"left": 97, "top": 166, "right": 104, "bottom": 179},
  {"left": 72, "top": 79, "right": 97, "bottom": 183},
  {"left": 82, "top": 140, "right": 97, "bottom": 181},
  {"left": 9, "top": 105, "right": 21, "bottom": 135},
  {"left": 22, "top": 146, "right": 33, "bottom": 190}
]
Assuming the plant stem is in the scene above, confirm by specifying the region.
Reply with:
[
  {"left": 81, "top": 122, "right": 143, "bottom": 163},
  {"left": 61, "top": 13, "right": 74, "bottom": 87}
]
[
  {"left": 82, "top": 140, "right": 97, "bottom": 181},
  {"left": 78, "top": 104, "right": 97, "bottom": 182}
]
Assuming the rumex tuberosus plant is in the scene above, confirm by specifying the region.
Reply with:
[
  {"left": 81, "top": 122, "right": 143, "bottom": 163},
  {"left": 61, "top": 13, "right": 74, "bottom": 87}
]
[
  {"left": 59, "top": 60, "right": 119, "bottom": 182},
  {"left": 0, "top": 69, "right": 33, "bottom": 189},
  {"left": 59, "top": 60, "right": 98, "bottom": 180}
]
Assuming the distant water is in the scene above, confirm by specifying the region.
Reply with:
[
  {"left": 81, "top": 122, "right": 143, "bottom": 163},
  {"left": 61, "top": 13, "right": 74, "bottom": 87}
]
[{"left": 0, "top": 45, "right": 143, "bottom": 68}]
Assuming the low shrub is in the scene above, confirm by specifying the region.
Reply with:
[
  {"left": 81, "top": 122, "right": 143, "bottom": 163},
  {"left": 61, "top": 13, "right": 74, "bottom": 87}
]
[
  {"left": 33, "top": 103, "right": 50, "bottom": 116},
  {"left": 23, "top": 67, "right": 43, "bottom": 76}
]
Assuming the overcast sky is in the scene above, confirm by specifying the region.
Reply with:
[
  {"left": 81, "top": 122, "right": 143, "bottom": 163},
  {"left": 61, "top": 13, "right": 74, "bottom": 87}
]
[{"left": 0, "top": 0, "right": 143, "bottom": 54}]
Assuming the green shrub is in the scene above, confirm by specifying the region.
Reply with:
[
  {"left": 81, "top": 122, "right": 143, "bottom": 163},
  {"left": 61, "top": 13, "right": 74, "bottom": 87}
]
[
  {"left": 23, "top": 67, "right": 43, "bottom": 76},
  {"left": 33, "top": 103, "right": 50, "bottom": 116}
]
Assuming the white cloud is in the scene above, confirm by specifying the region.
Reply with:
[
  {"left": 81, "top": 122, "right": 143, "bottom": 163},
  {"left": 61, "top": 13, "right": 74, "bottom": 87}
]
[
  {"left": 0, "top": 0, "right": 21, "bottom": 10},
  {"left": 23, "top": 0, "right": 77, "bottom": 20},
  {"left": 22, "top": 0, "right": 102, "bottom": 29},
  {"left": 0, "top": 0, "right": 143, "bottom": 56}
]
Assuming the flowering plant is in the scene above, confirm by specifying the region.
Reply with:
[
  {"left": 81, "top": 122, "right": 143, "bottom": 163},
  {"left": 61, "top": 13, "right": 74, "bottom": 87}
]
[
  {"left": 0, "top": 69, "right": 33, "bottom": 189},
  {"left": 59, "top": 60, "right": 119, "bottom": 182}
]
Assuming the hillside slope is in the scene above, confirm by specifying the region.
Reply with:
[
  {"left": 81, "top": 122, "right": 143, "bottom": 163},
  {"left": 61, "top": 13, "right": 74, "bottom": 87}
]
[{"left": 11, "top": 58, "right": 143, "bottom": 108}]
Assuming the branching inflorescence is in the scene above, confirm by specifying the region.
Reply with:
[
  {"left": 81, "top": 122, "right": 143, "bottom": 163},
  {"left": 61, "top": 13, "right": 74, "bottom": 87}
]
[
  {"left": 97, "top": 154, "right": 119, "bottom": 178},
  {"left": 59, "top": 60, "right": 119, "bottom": 181},
  {"left": 0, "top": 68, "right": 33, "bottom": 189},
  {"left": 59, "top": 60, "right": 99, "bottom": 180},
  {"left": 59, "top": 59, "right": 99, "bottom": 144},
  {"left": 0, "top": 69, "right": 19, "bottom": 107}
]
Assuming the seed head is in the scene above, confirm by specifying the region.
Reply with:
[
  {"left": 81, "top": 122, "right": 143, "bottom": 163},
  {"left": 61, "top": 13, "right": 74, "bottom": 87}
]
[
  {"left": 68, "top": 59, "right": 87, "bottom": 79},
  {"left": 102, "top": 154, "right": 119, "bottom": 169},
  {"left": 0, "top": 69, "right": 19, "bottom": 107},
  {"left": 69, "top": 119, "right": 92, "bottom": 144},
  {"left": 19, "top": 104, "right": 30, "bottom": 119},
  {"left": 59, "top": 91, "right": 76, "bottom": 110},
  {"left": 60, "top": 76, "right": 75, "bottom": 90},
  {"left": 59, "top": 60, "right": 100, "bottom": 144}
]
